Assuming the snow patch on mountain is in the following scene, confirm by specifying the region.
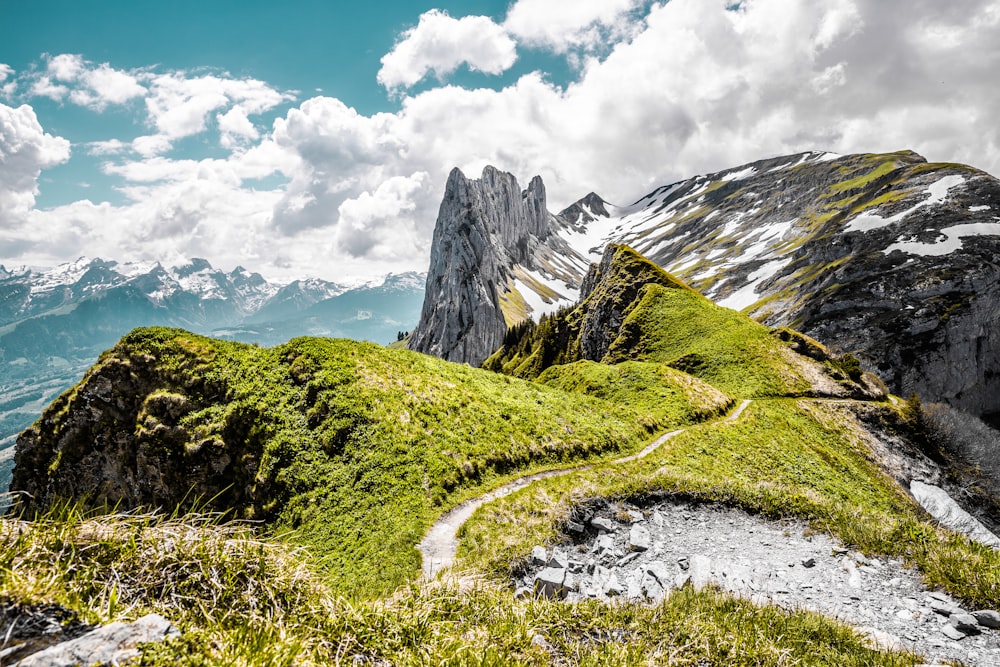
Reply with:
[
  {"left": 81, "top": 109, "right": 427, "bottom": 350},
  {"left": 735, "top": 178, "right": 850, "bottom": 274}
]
[
  {"left": 844, "top": 175, "right": 966, "bottom": 234},
  {"left": 884, "top": 222, "right": 1000, "bottom": 257}
]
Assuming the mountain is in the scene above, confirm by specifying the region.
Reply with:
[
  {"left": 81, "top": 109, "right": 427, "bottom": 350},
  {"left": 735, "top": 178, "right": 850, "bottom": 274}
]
[
  {"left": 409, "top": 151, "right": 1000, "bottom": 425},
  {"left": 0, "top": 258, "right": 425, "bottom": 490},
  {"left": 407, "top": 166, "right": 590, "bottom": 366},
  {"left": 8, "top": 244, "right": 1000, "bottom": 665}
]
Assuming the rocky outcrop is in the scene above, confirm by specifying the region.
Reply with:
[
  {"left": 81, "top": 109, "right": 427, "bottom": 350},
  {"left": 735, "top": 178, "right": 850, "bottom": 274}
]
[
  {"left": 909, "top": 480, "right": 1000, "bottom": 549},
  {"left": 407, "top": 167, "right": 587, "bottom": 365},
  {"left": 10, "top": 330, "right": 264, "bottom": 516},
  {"left": 13, "top": 613, "right": 176, "bottom": 667}
]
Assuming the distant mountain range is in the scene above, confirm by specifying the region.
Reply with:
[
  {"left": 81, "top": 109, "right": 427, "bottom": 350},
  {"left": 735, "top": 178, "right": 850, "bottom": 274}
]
[{"left": 0, "top": 257, "right": 425, "bottom": 488}]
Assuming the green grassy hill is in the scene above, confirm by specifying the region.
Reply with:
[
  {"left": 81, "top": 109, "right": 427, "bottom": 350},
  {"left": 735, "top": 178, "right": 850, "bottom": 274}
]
[
  {"left": 4, "top": 244, "right": 998, "bottom": 666},
  {"left": 10, "top": 325, "right": 727, "bottom": 598}
]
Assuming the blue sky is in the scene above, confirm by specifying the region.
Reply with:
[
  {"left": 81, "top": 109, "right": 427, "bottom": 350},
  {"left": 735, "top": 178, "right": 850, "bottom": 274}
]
[{"left": 2, "top": 0, "right": 998, "bottom": 282}]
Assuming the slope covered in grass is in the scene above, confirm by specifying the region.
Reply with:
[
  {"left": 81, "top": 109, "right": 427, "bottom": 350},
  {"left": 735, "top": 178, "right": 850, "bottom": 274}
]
[
  {"left": 486, "top": 245, "right": 877, "bottom": 399},
  {"left": 0, "top": 507, "right": 923, "bottom": 667},
  {"left": 11, "top": 327, "right": 730, "bottom": 597},
  {"left": 459, "top": 397, "right": 1000, "bottom": 611}
]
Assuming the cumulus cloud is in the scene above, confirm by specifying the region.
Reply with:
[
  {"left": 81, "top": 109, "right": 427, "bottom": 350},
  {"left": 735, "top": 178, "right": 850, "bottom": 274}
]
[
  {"left": 5, "top": 0, "right": 1000, "bottom": 283},
  {"left": 0, "top": 103, "right": 71, "bottom": 233},
  {"left": 504, "top": 0, "right": 644, "bottom": 52},
  {"left": 377, "top": 10, "right": 517, "bottom": 90},
  {"left": 35, "top": 54, "right": 146, "bottom": 110},
  {"left": 135, "top": 72, "right": 294, "bottom": 155}
]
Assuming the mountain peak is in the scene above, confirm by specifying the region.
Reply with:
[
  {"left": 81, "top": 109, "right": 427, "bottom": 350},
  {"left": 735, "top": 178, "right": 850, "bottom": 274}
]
[{"left": 408, "top": 166, "right": 573, "bottom": 365}]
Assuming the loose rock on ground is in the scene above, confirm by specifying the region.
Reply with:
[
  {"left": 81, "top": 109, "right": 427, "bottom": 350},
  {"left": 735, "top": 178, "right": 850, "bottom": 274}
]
[{"left": 517, "top": 499, "right": 1000, "bottom": 667}]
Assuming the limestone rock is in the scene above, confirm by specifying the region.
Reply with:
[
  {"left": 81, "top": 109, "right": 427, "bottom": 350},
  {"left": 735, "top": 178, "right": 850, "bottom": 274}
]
[
  {"left": 17, "top": 613, "right": 177, "bottom": 667},
  {"left": 910, "top": 481, "right": 1000, "bottom": 549},
  {"left": 628, "top": 525, "right": 651, "bottom": 552},
  {"left": 407, "top": 166, "right": 586, "bottom": 366},
  {"left": 534, "top": 567, "right": 568, "bottom": 599},
  {"left": 971, "top": 610, "right": 1000, "bottom": 628},
  {"left": 950, "top": 613, "right": 981, "bottom": 635}
]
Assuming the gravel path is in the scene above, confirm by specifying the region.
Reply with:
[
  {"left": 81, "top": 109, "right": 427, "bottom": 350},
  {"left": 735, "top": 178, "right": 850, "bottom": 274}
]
[
  {"left": 519, "top": 499, "right": 1000, "bottom": 666},
  {"left": 418, "top": 400, "right": 750, "bottom": 578}
]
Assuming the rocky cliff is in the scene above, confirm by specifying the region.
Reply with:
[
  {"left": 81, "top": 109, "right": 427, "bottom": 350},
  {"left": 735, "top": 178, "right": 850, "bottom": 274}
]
[
  {"left": 411, "top": 152, "right": 1000, "bottom": 423},
  {"left": 407, "top": 166, "right": 589, "bottom": 365}
]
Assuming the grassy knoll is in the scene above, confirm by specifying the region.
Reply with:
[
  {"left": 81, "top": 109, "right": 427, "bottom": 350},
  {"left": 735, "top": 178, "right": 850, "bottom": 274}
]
[{"left": 14, "top": 327, "right": 728, "bottom": 598}]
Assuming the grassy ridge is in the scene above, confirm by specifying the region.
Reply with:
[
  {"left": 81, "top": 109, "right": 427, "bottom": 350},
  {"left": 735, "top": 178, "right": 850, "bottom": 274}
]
[
  {"left": 487, "top": 245, "right": 849, "bottom": 398},
  {"left": 20, "top": 327, "right": 730, "bottom": 597}
]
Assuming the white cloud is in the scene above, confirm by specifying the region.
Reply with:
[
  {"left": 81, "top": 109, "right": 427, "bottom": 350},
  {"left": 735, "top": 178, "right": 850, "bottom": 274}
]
[
  {"left": 36, "top": 54, "right": 146, "bottom": 110},
  {"left": 336, "top": 172, "right": 430, "bottom": 256},
  {"left": 135, "top": 72, "right": 294, "bottom": 155},
  {"left": 86, "top": 139, "right": 129, "bottom": 156},
  {"left": 5, "top": 0, "right": 1000, "bottom": 284},
  {"left": 504, "top": 0, "right": 644, "bottom": 52},
  {"left": 377, "top": 10, "right": 517, "bottom": 90},
  {"left": 0, "top": 103, "right": 71, "bottom": 239},
  {"left": 29, "top": 76, "right": 69, "bottom": 101},
  {"left": 217, "top": 106, "right": 259, "bottom": 148}
]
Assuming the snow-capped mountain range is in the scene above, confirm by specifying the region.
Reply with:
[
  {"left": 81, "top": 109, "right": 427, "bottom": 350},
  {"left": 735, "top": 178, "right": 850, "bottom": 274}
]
[{"left": 0, "top": 258, "right": 426, "bottom": 488}]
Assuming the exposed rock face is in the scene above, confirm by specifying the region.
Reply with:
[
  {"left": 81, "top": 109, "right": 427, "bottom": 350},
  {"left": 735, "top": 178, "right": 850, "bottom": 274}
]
[
  {"left": 407, "top": 166, "right": 588, "bottom": 365},
  {"left": 11, "top": 333, "right": 263, "bottom": 516},
  {"left": 412, "top": 152, "right": 1000, "bottom": 421}
]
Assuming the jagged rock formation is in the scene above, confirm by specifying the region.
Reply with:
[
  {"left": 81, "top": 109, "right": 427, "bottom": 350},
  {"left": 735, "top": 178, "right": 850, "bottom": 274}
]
[
  {"left": 407, "top": 166, "right": 588, "bottom": 365},
  {"left": 410, "top": 151, "right": 1000, "bottom": 423}
]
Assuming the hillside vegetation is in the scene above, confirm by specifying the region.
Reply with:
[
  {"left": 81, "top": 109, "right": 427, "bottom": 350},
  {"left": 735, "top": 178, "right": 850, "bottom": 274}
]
[
  {"left": 11, "top": 326, "right": 726, "bottom": 597},
  {"left": 5, "top": 244, "right": 999, "bottom": 665}
]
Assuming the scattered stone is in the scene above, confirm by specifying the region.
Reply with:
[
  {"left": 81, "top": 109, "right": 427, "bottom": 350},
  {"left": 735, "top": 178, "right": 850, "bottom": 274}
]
[
  {"left": 530, "top": 546, "right": 548, "bottom": 566},
  {"left": 930, "top": 599, "right": 960, "bottom": 616},
  {"left": 689, "top": 554, "right": 713, "bottom": 591},
  {"left": 617, "top": 552, "right": 640, "bottom": 567},
  {"left": 594, "top": 534, "right": 615, "bottom": 555},
  {"left": 17, "top": 614, "right": 177, "bottom": 667},
  {"left": 516, "top": 500, "right": 1000, "bottom": 667},
  {"left": 534, "top": 568, "right": 567, "bottom": 599},
  {"left": 530, "top": 633, "right": 553, "bottom": 651},
  {"left": 971, "top": 610, "right": 1000, "bottom": 629},
  {"left": 801, "top": 557, "right": 816, "bottom": 568},
  {"left": 629, "top": 525, "right": 651, "bottom": 552},
  {"left": 645, "top": 561, "right": 673, "bottom": 588},
  {"left": 548, "top": 552, "right": 569, "bottom": 570},
  {"left": 858, "top": 626, "right": 903, "bottom": 650},
  {"left": 591, "top": 517, "right": 617, "bottom": 533},
  {"left": 514, "top": 586, "right": 532, "bottom": 600},
  {"left": 566, "top": 520, "right": 585, "bottom": 534},
  {"left": 626, "top": 509, "right": 644, "bottom": 523},
  {"left": 605, "top": 573, "right": 625, "bottom": 597},
  {"left": 950, "top": 613, "right": 981, "bottom": 635}
]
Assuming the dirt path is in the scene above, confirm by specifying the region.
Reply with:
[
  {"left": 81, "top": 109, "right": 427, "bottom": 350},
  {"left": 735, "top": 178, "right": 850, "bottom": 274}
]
[{"left": 418, "top": 399, "right": 751, "bottom": 578}]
